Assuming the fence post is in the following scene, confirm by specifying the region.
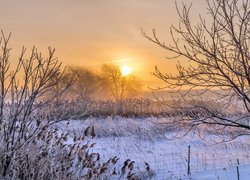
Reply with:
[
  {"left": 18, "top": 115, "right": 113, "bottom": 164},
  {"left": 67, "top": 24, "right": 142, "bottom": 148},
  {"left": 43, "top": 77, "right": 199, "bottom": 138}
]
[
  {"left": 187, "top": 145, "right": 191, "bottom": 175},
  {"left": 236, "top": 159, "right": 240, "bottom": 180}
]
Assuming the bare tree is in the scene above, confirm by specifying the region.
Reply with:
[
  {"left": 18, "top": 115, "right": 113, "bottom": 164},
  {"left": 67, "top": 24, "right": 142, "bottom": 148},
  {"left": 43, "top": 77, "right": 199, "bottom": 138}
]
[
  {"left": 101, "top": 64, "right": 142, "bottom": 114},
  {"left": 0, "top": 32, "right": 148, "bottom": 179},
  {"left": 0, "top": 31, "right": 71, "bottom": 176},
  {"left": 142, "top": 0, "right": 250, "bottom": 137},
  {"left": 46, "top": 68, "right": 73, "bottom": 103},
  {"left": 101, "top": 64, "right": 141, "bottom": 101}
]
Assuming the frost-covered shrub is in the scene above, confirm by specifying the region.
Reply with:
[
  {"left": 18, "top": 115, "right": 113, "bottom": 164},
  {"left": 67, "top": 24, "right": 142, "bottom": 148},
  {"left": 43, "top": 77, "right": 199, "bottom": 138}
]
[
  {"left": 42, "top": 98, "right": 238, "bottom": 119},
  {"left": 0, "top": 124, "right": 145, "bottom": 179}
]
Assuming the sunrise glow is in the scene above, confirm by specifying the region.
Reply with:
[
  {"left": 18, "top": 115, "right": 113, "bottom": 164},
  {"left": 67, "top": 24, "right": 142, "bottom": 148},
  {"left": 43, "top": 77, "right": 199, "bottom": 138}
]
[{"left": 121, "top": 65, "right": 132, "bottom": 76}]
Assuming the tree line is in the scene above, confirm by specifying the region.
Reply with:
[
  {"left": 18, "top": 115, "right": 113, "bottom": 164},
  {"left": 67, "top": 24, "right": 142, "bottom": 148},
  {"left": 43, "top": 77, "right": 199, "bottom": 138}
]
[{"left": 52, "top": 64, "right": 142, "bottom": 103}]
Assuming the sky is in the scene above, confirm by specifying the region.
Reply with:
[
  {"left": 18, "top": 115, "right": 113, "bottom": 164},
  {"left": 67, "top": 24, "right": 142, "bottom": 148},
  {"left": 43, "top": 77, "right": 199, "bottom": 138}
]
[{"left": 0, "top": 0, "right": 206, "bottom": 87}]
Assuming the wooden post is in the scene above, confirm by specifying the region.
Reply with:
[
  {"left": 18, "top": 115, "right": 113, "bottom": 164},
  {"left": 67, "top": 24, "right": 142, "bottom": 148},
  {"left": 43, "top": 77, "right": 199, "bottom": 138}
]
[
  {"left": 187, "top": 145, "right": 191, "bottom": 175},
  {"left": 236, "top": 159, "right": 240, "bottom": 180}
]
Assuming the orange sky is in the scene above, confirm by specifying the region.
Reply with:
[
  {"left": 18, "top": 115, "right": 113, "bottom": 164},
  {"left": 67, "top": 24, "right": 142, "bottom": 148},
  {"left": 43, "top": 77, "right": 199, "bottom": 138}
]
[{"left": 0, "top": 0, "right": 206, "bottom": 88}]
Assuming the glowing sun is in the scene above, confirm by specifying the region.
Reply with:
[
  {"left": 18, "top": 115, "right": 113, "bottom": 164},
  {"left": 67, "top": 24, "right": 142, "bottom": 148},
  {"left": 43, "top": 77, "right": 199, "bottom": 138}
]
[{"left": 121, "top": 65, "right": 132, "bottom": 76}]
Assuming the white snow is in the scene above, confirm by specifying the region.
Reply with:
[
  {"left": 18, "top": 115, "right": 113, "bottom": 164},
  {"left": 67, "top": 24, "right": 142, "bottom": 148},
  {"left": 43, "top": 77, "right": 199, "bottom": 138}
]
[{"left": 55, "top": 117, "right": 250, "bottom": 179}]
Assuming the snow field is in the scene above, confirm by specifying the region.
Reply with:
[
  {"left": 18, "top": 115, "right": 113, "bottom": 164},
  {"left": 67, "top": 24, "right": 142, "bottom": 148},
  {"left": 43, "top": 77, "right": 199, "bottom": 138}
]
[{"left": 55, "top": 117, "right": 250, "bottom": 179}]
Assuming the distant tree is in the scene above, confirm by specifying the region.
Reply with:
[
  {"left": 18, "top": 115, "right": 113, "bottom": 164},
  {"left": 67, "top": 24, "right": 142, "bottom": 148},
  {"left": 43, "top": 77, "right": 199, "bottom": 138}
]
[
  {"left": 101, "top": 64, "right": 141, "bottom": 101},
  {"left": 101, "top": 64, "right": 142, "bottom": 114},
  {"left": 66, "top": 66, "right": 102, "bottom": 101},
  {"left": 142, "top": 0, "right": 250, "bottom": 138}
]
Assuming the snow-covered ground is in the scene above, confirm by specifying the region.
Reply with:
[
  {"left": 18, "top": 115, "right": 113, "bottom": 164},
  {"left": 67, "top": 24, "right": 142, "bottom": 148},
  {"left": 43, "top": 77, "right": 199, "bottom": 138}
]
[
  {"left": 55, "top": 117, "right": 250, "bottom": 179},
  {"left": 188, "top": 165, "right": 250, "bottom": 180}
]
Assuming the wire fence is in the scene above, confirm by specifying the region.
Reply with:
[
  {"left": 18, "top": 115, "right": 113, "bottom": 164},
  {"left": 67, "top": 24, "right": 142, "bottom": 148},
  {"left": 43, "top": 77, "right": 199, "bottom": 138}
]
[
  {"left": 93, "top": 136, "right": 250, "bottom": 179},
  {"left": 156, "top": 143, "right": 250, "bottom": 179}
]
